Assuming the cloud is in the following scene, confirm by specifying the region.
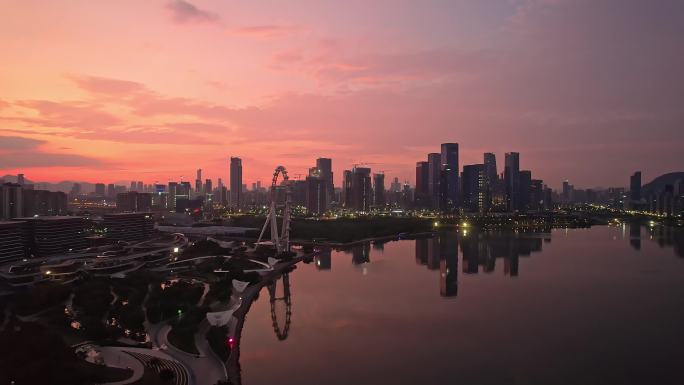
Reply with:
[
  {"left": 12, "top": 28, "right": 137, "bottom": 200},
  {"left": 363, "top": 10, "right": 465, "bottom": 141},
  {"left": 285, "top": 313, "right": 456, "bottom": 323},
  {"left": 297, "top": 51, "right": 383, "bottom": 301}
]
[
  {"left": 0, "top": 135, "right": 105, "bottom": 168},
  {"left": 165, "top": 0, "right": 219, "bottom": 24},
  {"left": 0, "top": 152, "right": 105, "bottom": 168},
  {"left": 230, "top": 24, "right": 302, "bottom": 38},
  {"left": 0, "top": 135, "right": 45, "bottom": 150},
  {"left": 68, "top": 75, "right": 146, "bottom": 96}
]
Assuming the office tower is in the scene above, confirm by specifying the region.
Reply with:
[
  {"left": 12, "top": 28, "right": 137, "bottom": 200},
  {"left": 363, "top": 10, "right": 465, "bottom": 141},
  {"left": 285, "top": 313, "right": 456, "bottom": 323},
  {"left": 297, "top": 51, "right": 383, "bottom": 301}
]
[
  {"left": 0, "top": 183, "right": 24, "bottom": 219},
  {"left": 391, "top": 177, "right": 401, "bottom": 193},
  {"left": 204, "top": 179, "right": 212, "bottom": 195},
  {"left": 107, "top": 184, "right": 115, "bottom": 198},
  {"left": 504, "top": 152, "right": 520, "bottom": 211},
  {"left": 630, "top": 171, "right": 642, "bottom": 202},
  {"left": 562, "top": 180, "right": 574, "bottom": 203},
  {"left": 230, "top": 157, "right": 242, "bottom": 209},
  {"left": 342, "top": 170, "right": 353, "bottom": 207},
  {"left": 136, "top": 181, "right": 143, "bottom": 193},
  {"left": 17, "top": 174, "right": 25, "bottom": 186},
  {"left": 483, "top": 153, "right": 498, "bottom": 199},
  {"left": 95, "top": 183, "right": 105, "bottom": 197},
  {"left": 351, "top": 167, "right": 372, "bottom": 211},
  {"left": 519, "top": 170, "right": 532, "bottom": 211},
  {"left": 543, "top": 185, "right": 553, "bottom": 210},
  {"left": 373, "top": 173, "right": 386, "bottom": 208},
  {"left": 195, "top": 169, "right": 203, "bottom": 194},
  {"left": 70, "top": 183, "right": 81, "bottom": 197},
  {"left": 440, "top": 143, "right": 459, "bottom": 211},
  {"left": 306, "top": 174, "right": 327, "bottom": 215},
  {"left": 462, "top": 164, "right": 486, "bottom": 212},
  {"left": 167, "top": 182, "right": 178, "bottom": 209},
  {"left": 130, "top": 181, "right": 137, "bottom": 192},
  {"left": 530, "top": 179, "right": 544, "bottom": 211},
  {"left": 427, "top": 153, "right": 441, "bottom": 210},
  {"left": 483, "top": 153, "right": 497, "bottom": 182},
  {"left": 415, "top": 161, "right": 430, "bottom": 209},
  {"left": 316, "top": 158, "right": 333, "bottom": 205}
]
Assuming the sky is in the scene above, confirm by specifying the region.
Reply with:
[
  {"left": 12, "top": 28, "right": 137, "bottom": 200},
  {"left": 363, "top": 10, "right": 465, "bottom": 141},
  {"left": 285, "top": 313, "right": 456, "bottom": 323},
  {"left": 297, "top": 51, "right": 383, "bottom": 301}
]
[{"left": 0, "top": 0, "right": 682, "bottom": 189}]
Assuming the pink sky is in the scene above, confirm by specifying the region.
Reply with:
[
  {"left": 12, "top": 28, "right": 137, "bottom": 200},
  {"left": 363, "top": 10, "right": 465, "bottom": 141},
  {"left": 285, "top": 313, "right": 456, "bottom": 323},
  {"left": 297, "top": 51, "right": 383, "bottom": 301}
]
[{"left": 1, "top": 0, "right": 682, "bottom": 189}]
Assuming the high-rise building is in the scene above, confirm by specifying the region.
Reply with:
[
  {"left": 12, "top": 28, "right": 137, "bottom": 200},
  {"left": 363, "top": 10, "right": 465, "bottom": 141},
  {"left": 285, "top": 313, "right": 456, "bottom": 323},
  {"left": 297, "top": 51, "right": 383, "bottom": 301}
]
[
  {"left": 373, "top": 173, "right": 386, "bottom": 208},
  {"left": 519, "top": 170, "right": 532, "bottom": 211},
  {"left": 630, "top": 171, "right": 642, "bottom": 202},
  {"left": 195, "top": 169, "right": 203, "bottom": 194},
  {"left": 306, "top": 174, "right": 327, "bottom": 215},
  {"left": 462, "top": 164, "right": 486, "bottom": 212},
  {"left": 316, "top": 158, "right": 333, "bottom": 205},
  {"left": 351, "top": 167, "right": 372, "bottom": 211},
  {"left": 342, "top": 170, "right": 353, "bottom": 208},
  {"left": 415, "top": 161, "right": 430, "bottom": 209},
  {"left": 483, "top": 153, "right": 498, "bottom": 200},
  {"left": 562, "top": 180, "right": 574, "bottom": 203},
  {"left": 230, "top": 157, "right": 242, "bottom": 209},
  {"left": 70, "top": 183, "right": 81, "bottom": 198},
  {"left": 0, "top": 183, "right": 24, "bottom": 219},
  {"left": 440, "top": 143, "right": 459, "bottom": 211},
  {"left": 136, "top": 181, "right": 143, "bottom": 193},
  {"left": 530, "top": 179, "right": 544, "bottom": 211},
  {"left": 168, "top": 182, "right": 178, "bottom": 209},
  {"left": 427, "top": 153, "right": 441, "bottom": 210},
  {"left": 204, "top": 179, "right": 213, "bottom": 203},
  {"left": 116, "top": 192, "right": 152, "bottom": 212},
  {"left": 504, "top": 152, "right": 520, "bottom": 211},
  {"left": 94, "top": 183, "right": 105, "bottom": 197},
  {"left": 107, "top": 184, "right": 115, "bottom": 199}
]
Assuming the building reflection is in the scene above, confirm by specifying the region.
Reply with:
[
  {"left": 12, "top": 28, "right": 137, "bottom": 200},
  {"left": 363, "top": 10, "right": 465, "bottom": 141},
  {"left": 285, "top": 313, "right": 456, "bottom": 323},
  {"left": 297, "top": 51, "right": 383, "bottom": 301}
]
[
  {"left": 314, "top": 249, "right": 332, "bottom": 270},
  {"left": 439, "top": 231, "right": 458, "bottom": 297},
  {"left": 629, "top": 223, "right": 641, "bottom": 250},
  {"left": 413, "top": 230, "right": 547, "bottom": 297},
  {"left": 351, "top": 242, "right": 371, "bottom": 265}
]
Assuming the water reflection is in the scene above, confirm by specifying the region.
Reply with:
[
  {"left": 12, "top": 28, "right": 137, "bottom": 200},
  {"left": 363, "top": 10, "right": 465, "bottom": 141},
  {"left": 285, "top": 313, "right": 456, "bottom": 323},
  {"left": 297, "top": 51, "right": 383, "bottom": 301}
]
[
  {"left": 235, "top": 225, "right": 684, "bottom": 385},
  {"left": 267, "top": 273, "right": 291, "bottom": 341}
]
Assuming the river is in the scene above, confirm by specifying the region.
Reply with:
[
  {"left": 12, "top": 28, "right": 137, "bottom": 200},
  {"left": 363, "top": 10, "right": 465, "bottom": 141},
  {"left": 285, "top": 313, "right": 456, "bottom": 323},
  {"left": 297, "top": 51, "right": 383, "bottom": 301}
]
[{"left": 236, "top": 224, "right": 684, "bottom": 385}]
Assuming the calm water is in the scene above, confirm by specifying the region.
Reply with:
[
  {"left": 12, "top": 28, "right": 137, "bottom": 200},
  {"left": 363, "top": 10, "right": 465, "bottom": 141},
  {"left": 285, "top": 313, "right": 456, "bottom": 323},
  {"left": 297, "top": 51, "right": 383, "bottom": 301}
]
[{"left": 238, "top": 225, "right": 684, "bottom": 385}]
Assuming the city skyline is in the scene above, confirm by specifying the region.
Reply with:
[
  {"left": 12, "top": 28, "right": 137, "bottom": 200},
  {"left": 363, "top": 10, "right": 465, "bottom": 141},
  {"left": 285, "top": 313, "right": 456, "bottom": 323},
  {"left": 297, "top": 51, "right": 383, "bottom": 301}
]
[{"left": 1, "top": 0, "right": 683, "bottom": 187}]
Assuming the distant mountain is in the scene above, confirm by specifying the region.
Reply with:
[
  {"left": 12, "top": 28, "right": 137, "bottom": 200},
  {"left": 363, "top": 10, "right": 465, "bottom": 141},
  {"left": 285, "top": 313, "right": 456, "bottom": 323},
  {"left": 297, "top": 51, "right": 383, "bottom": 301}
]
[
  {"left": 1, "top": 175, "right": 96, "bottom": 193},
  {"left": 642, "top": 172, "right": 684, "bottom": 196}
]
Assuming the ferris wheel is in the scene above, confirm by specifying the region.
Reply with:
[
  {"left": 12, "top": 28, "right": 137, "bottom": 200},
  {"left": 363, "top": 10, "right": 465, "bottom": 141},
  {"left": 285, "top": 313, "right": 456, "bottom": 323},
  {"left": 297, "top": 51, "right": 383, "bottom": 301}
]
[{"left": 256, "top": 166, "right": 292, "bottom": 254}]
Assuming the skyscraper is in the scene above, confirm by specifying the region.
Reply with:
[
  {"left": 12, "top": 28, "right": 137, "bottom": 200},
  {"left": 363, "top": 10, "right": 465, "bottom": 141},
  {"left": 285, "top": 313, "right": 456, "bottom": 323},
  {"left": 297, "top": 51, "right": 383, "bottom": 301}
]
[
  {"left": 195, "top": 169, "right": 203, "bottom": 194},
  {"left": 107, "top": 183, "right": 115, "bottom": 199},
  {"left": 95, "top": 183, "right": 105, "bottom": 197},
  {"left": 504, "top": 152, "right": 520, "bottom": 212},
  {"left": 316, "top": 158, "right": 333, "bottom": 205},
  {"left": 427, "top": 153, "right": 441, "bottom": 210},
  {"left": 462, "top": 164, "right": 486, "bottom": 212},
  {"left": 373, "top": 173, "right": 386, "bottom": 208},
  {"left": 440, "top": 143, "right": 459, "bottom": 211},
  {"left": 519, "top": 170, "right": 532, "bottom": 211},
  {"left": 630, "top": 171, "right": 642, "bottom": 202},
  {"left": 415, "top": 161, "right": 430, "bottom": 209},
  {"left": 342, "top": 170, "right": 353, "bottom": 208},
  {"left": 351, "top": 167, "right": 372, "bottom": 211},
  {"left": 306, "top": 174, "right": 327, "bottom": 215},
  {"left": 230, "top": 157, "right": 242, "bottom": 209}
]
